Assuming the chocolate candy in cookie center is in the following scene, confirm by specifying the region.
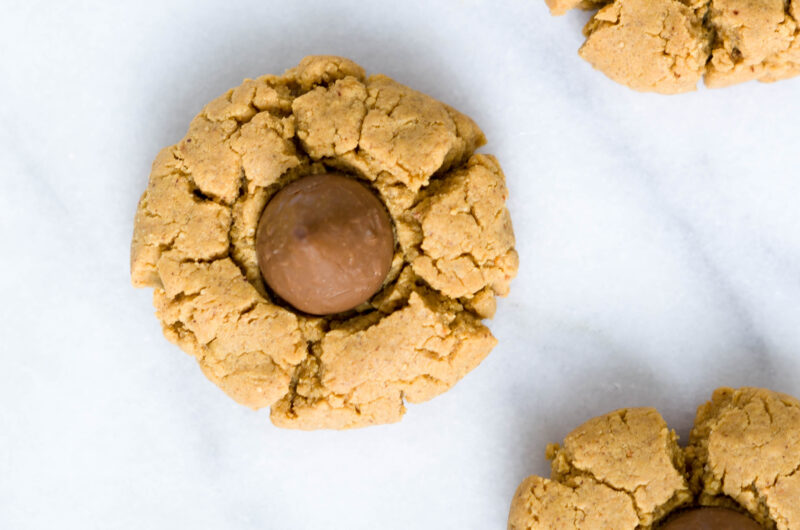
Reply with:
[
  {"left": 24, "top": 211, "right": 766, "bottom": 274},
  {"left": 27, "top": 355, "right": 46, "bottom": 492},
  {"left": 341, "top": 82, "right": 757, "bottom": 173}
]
[
  {"left": 256, "top": 172, "right": 394, "bottom": 315},
  {"left": 660, "top": 508, "right": 764, "bottom": 530}
]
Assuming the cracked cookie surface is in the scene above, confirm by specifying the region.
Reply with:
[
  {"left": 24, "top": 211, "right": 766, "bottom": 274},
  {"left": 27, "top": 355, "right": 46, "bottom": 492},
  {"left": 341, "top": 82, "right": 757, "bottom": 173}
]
[
  {"left": 546, "top": 0, "right": 800, "bottom": 93},
  {"left": 686, "top": 387, "right": 800, "bottom": 529},
  {"left": 131, "top": 56, "right": 518, "bottom": 430},
  {"left": 508, "top": 387, "right": 800, "bottom": 529}
]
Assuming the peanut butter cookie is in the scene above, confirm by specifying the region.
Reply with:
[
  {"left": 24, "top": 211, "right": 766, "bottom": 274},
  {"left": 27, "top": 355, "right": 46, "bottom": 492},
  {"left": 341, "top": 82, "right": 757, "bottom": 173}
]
[
  {"left": 131, "top": 56, "right": 518, "bottom": 430},
  {"left": 509, "top": 387, "right": 800, "bottom": 529},
  {"left": 545, "top": 0, "right": 800, "bottom": 93}
]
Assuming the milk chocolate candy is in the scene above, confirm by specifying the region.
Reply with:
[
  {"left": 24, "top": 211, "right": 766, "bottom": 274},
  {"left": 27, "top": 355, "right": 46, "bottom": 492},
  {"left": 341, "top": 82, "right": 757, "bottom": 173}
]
[
  {"left": 256, "top": 173, "right": 394, "bottom": 315},
  {"left": 660, "top": 508, "right": 763, "bottom": 530}
]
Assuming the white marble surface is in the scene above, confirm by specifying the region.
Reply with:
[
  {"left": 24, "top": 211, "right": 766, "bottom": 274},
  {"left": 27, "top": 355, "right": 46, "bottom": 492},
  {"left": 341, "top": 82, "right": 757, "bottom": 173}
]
[{"left": 2, "top": 0, "right": 800, "bottom": 528}]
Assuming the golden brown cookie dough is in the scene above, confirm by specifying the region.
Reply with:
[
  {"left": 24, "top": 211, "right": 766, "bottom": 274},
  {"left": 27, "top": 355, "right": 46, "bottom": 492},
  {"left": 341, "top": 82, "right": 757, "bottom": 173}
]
[
  {"left": 579, "top": 0, "right": 711, "bottom": 94},
  {"left": 705, "top": 0, "right": 800, "bottom": 87},
  {"left": 508, "top": 387, "right": 800, "bottom": 530},
  {"left": 546, "top": 0, "right": 800, "bottom": 93},
  {"left": 131, "top": 56, "right": 518, "bottom": 430},
  {"left": 509, "top": 408, "right": 692, "bottom": 529},
  {"left": 687, "top": 387, "right": 800, "bottom": 529}
]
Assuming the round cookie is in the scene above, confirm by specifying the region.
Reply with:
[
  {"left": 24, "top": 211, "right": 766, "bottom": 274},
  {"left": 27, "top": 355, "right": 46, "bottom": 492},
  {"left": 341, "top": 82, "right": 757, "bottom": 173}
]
[
  {"left": 544, "top": 0, "right": 800, "bottom": 93},
  {"left": 131, "top": 56, "right": 518, "bottom": 430},
  {"left": 508, "top": 387, "right": 800, "bottom": 529}
]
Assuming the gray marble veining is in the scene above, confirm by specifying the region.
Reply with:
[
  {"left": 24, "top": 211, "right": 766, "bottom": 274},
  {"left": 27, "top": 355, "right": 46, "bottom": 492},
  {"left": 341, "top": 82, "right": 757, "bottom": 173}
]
[{"left": 1, "top": 1, "right": 798, "bottom": 528}]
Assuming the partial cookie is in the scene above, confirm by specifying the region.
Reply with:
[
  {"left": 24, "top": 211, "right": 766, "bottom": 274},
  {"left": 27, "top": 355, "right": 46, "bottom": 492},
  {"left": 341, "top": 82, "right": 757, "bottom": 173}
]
[
  {"left": 579, "top": 0, "right": 710, "bottom": 94},
  {"left": 131, "top": 56, "right": 518, "bottom": 429},
  {"left": 705, "top": 0, "right": 800, "bottom": 87},
  {"left": 686, "top": 387, "right": 800, "bottom": 529},
  {"left": 509, "top": 387, "right": 799, "bottom": 529},
  {"left": 546, "top": 0, "right": 800, "bottom": 92},
  {"left": 546, "top": 0, "right": 608, "bottom": 16},
  {"left": 509, "top": 408, "right": 692, "bottom": 529}
]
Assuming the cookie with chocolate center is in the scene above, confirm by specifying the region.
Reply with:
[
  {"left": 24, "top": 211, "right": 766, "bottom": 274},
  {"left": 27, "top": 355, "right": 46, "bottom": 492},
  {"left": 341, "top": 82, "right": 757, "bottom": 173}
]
[
  {"left": 131, "top": 56, "right": 518, "bottom": 430},
  {"left": 509, "top": 387, "right": 800, "bottom": 529}
]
